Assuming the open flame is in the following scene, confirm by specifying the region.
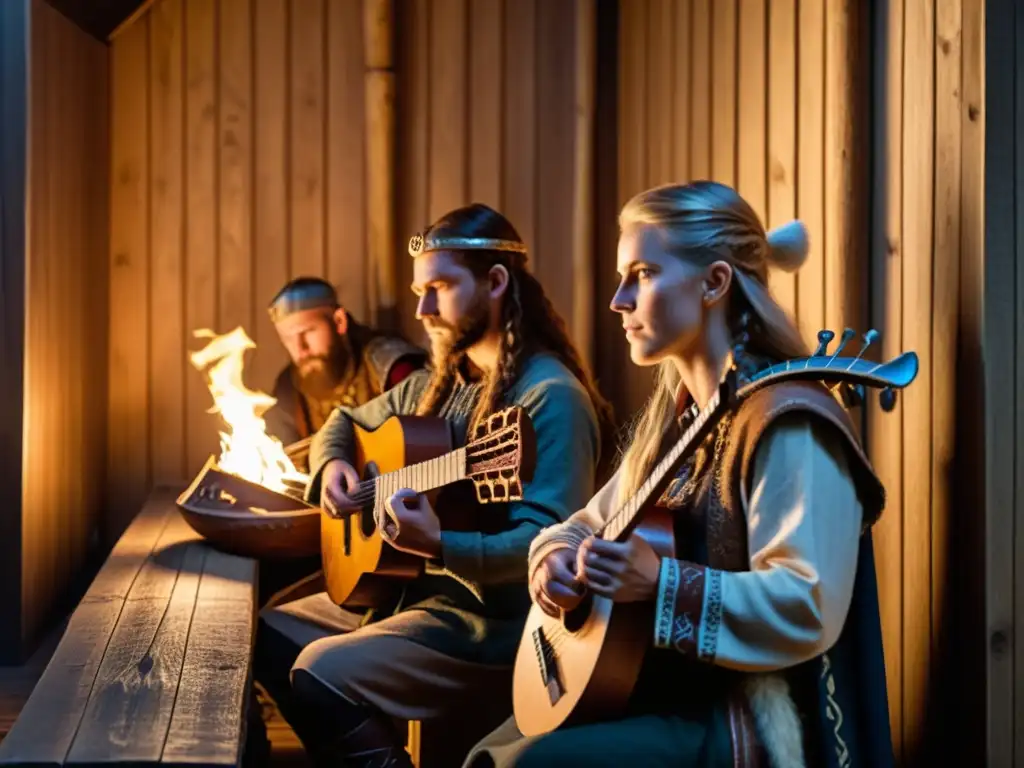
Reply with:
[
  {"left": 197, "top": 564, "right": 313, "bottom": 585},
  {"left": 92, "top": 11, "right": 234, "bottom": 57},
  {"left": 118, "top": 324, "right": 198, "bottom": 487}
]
[{"left": 189, "top": 326, "right": 309, "bottom": 494}]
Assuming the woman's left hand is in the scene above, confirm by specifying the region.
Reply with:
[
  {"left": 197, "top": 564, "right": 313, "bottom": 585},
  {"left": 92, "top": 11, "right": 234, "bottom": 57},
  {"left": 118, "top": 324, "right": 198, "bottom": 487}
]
[{"left": 576, "top": 535, "right": 661, "bottom": 602}]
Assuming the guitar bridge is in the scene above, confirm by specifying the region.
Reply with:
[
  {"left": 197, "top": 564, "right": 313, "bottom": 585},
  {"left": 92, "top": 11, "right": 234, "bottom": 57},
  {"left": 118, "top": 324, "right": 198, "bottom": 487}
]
[{"left": 531, "top": 626, "right": 563, "bottom": 706}]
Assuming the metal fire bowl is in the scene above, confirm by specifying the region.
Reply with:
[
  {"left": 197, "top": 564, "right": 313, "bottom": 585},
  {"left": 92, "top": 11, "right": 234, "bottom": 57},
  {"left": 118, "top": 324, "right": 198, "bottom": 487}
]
[{"left": 176, "top": 455, "right": 320, "bottom": 560}]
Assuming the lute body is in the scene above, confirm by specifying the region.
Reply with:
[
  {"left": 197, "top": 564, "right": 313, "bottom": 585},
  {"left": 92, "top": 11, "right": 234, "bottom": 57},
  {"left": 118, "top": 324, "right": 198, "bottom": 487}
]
[{"left": 512, "top": 329, "right": 919, "bottom": 736}]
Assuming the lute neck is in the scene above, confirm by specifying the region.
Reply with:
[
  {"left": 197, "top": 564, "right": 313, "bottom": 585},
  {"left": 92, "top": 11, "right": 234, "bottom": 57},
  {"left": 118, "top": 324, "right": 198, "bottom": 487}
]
[{"left": 599, "top": 387, "right": 724, "bottom": 542}]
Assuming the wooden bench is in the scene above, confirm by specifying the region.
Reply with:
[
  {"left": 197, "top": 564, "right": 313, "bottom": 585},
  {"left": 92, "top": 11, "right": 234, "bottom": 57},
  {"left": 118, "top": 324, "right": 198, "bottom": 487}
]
[{"left": 0, "top": 488, "right": 258, "bottom": 768}]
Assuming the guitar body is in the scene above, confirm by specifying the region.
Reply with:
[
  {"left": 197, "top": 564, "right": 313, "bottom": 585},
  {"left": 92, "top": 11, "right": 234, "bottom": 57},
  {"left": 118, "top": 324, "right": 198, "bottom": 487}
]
[
  {"left": 321, "top": 415, "right": 452, "bottom": 608},
  {"left": 512, "top": 507, "right": 677, "bottom": 736}
]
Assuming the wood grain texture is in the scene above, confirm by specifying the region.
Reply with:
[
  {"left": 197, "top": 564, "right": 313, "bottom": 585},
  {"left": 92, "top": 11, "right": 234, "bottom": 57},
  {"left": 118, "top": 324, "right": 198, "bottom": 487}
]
[
  {"left": 0, "top": 492, "right": 258, "bottom": 768},
  {"left": 617, "top": 0, "right": 984, "bottom": 760},
  {"left": 16, "top": 0, "right": 110, "bottom": 662},
  {"left": 110, "top": 0, "right": 597, "bottom": 489},
  {"left": 0, "top": 0, "right": 30, "bottom": 663}
]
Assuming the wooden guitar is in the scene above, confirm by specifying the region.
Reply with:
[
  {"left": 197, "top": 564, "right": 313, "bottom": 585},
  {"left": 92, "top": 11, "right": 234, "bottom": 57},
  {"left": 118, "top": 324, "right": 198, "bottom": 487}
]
[
  {"left": 321, "top": 405, "right": 536, "bottom": 608},
  {"left": 512, "top": 328, "right": 919, "bottom": 736}
]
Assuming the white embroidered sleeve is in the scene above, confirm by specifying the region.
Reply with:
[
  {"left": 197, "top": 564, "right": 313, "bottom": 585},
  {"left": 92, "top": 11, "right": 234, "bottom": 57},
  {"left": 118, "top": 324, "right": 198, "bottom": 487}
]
[{"left": 652, "top": 416, "right": 863, "bottom": 670}]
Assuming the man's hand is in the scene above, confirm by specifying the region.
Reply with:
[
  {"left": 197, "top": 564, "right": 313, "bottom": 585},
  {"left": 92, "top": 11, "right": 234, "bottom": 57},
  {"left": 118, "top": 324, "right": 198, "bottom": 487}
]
[
  {"left": 321, "top": 459, "right": 362, "bottom": 519},
  {"left": 530, "top": 548, "right": 585, "bottom": 617},
  {"left": 576, "top": 535, "right": 660, "bottom": 603},
  {"left": 381, "top": 488, "right": 442, "bottom": 559}
]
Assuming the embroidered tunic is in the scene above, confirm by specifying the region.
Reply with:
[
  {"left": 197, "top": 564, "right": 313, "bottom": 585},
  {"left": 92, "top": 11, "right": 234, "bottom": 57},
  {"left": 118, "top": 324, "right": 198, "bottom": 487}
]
[{"left": 466, "top": 380, "right": 887, "bottom": 767}]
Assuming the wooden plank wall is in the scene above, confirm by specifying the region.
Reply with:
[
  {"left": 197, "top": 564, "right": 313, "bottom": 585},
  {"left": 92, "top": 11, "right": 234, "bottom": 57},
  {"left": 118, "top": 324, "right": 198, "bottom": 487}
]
[
  {"left": 616, "top": 0, "right": 986, "bottom": 763},
  {"left": 0, "top": 0, "right": 110, "bottom": 663},
  {"left": 611, "top": 0, "right": 869, "bottom": 417},
  {"left": 0, "top": 0, "right": 31, "bottom": 665},
  {"left": 985, "top": 0, "right": 1017, "bottom": 765},
  {"left": 107, "top": 0, "right": 591, "bottom": 537}
]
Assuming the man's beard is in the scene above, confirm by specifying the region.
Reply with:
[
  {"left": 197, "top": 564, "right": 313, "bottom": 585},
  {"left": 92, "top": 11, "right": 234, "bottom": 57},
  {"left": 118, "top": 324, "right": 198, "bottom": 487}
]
[
  {"left": 424, "top": 292, "right": 490, "bottom": 370},
  {"left": 295, "top": 333, "right": 349, "bottom": 401}
]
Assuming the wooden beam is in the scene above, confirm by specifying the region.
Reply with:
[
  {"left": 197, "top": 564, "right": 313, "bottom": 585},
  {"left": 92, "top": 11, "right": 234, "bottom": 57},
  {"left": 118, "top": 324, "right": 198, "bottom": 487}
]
[
  {"left": 572, "top": 0, "right": 596, "bottom": 369},
  {"left": 107, "top": 0, "right": 159, "bottom": 42},
  {"left": 365, "top": 0, "right": 397, "bottom": 330},
  {"left": 0, "top": 0, "right": 28, "bottom": 665}
]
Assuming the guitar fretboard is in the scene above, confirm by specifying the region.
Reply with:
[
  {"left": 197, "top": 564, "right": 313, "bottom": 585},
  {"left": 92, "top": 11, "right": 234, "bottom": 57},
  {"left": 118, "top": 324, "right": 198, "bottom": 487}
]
[
  {"left": 600, "top": 388, "right": 723, "bottom": 543},
  {"left": 371, "top": 448, "right": 468, "bottom": 508}
]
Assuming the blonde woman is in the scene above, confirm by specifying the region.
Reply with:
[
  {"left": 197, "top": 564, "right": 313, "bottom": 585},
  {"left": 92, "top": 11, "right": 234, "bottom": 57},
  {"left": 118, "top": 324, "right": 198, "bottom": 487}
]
[{"left": 464, "top": 180, "right": 893, "bottom": 768}]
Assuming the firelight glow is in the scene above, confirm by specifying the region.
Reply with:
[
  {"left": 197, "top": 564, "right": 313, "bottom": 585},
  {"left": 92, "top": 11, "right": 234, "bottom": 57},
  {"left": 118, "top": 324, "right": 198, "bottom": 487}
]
[{"left": 189, "top": 326, "right": 309, "bottom": 493}]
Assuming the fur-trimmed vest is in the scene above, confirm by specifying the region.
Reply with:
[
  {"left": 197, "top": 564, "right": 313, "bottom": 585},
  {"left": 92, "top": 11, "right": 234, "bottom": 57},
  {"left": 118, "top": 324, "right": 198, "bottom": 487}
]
[{"left": 657, "top": 380, "right": 885, "bottom": 768}]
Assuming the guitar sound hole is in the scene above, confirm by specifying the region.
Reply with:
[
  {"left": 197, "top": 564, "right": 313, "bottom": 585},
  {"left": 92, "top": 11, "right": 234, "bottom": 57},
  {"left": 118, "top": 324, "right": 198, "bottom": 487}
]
[{"left": 561, "top": 593, "right": 593, "bottom": 633}]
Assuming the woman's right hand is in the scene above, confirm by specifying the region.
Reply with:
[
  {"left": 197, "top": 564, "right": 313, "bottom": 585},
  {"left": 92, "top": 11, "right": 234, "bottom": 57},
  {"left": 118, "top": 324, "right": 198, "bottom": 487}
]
[
  {"left": 530, "top": 548, "right": 585, "bottom": 617},
  {"left": 321, "top": 459, "right": 362, "bottom": 519}
]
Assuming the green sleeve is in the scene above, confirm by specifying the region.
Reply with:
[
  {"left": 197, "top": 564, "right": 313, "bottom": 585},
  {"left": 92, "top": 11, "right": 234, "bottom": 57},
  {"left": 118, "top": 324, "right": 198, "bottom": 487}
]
[
  {"left": 304, "top": 370, "right": 428, "bottom": 503},
  {"left": 434, "top": 378, "right": 600, "bottom": 586}
]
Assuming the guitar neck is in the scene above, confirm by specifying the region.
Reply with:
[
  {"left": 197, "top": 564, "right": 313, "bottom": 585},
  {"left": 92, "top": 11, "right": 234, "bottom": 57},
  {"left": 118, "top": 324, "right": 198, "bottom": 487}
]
[
  {"left": 599, "top": 388, "right": 723, "bottom": 542},
  {"left": 371, "top": 448, "right": 469, "bottom": 506}
]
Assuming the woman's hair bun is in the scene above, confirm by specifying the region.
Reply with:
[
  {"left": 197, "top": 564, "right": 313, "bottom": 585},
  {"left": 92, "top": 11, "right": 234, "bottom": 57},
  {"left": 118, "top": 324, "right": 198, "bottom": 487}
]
[{"left": 765, "top": 220, "right": 809, "bottom": 273}]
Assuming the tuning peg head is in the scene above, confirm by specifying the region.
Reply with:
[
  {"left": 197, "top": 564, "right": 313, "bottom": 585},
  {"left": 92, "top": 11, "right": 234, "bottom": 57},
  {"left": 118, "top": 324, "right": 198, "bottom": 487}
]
[
  {"left": 879, "top": 386, "right": 898, "bottom": 412},
  {"left": 814, "top": 329, "right": 835, "bottom": 356},
  {"left": 862, "top": 329, "right": 880, "bottom": 346}
]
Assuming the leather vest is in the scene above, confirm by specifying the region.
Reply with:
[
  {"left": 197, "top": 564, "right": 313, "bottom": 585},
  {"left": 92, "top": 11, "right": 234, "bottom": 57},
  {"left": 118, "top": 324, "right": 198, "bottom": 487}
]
[{"left": 656, "top": 380, "right": 886, "bottom": 766}]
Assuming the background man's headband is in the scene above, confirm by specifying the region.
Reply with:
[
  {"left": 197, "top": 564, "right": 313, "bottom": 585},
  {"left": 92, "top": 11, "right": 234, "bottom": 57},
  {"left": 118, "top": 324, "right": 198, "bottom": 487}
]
[
  {"left": 267, "top": 278, "right": 338, "bottom": 323},
  {"left": 408, "top": 231, "right": 528, "bottom": 258}
]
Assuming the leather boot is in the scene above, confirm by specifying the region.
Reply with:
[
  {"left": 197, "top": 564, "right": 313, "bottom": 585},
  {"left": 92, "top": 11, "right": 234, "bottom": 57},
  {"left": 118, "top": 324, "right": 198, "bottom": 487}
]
[{"left": 291, "top": 668, "right": 414, "bottom": 768}]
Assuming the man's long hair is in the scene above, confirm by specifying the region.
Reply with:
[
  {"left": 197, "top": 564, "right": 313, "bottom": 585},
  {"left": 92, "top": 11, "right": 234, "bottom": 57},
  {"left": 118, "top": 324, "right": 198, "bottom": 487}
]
[{"left": 415, "top": 203, "right": 616, "bottom": 469}]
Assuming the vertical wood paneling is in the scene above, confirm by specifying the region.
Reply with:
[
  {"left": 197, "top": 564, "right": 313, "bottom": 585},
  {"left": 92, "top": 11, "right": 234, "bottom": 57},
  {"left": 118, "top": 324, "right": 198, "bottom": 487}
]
[
  {"left": 689, "top": 0, "right": 710, "bottom": 180},
  {"left": 429, "top": 0, "right": 468, "bottom": 220},
  {"left": 111, "top": 0, "right": 598, "bottom": 492},
  {"left": 536, "top": 0, "right": 577, "bottom": 322},
  {"left": 931, "top": 0, "right": 961, "bottom": 734},
  {"left": 184, "top": 0, "right": 218, "bottom": 476},
  {"left": 796, "top": 0, "right": 825, "bottom": 343},
  {"left": 671, "top": 0, "right": 691, "bottom": 181},
  {"left": 900, "top": 0, "right": 935, "bottom": 753},
  {"left": 327, "top": 0, "right": 367, "bottom": 321},
  {"left": 468, "top": 0, "right": 502, "bottom": 209},
  {"left": 0, "top": 0, "right": 29, "bottom": 665},
  {"left": 149, "top": 0, "right": 185, "bottom": 485},
  {"left": 766, "top": 0, "right": 796, "bottom": 317},
  {"left": 217, "top": 0, "right": 253, "bottom": 336},
  {"left": 251, "top": 0, "right": 289, "bottom": 391},
  {"left": 289, "top": 0, "right": 325, "bottom": 279},
  {"left": 109, "top": 10, "right": 150, "bottom": 535},
  {"left": 710, "top": 0, "right": 736, "bottom": 186},
  {"left": 736, "top": 0, "right": 766, "bottom": 223},
  {"left": 620, "top": 0, "right": 985, "bottom": 760},
  {"left": 20, "top": 0, "right": 109, "bottom": 655},
  {"left": 502, "top": 0, "right": 537, "bottom": 256},
  {"left": 396, "top": 0, "right": 430, "bottom": 344},
  {"left": 869, "top": 0, "right": 905, "bottom": 753}
]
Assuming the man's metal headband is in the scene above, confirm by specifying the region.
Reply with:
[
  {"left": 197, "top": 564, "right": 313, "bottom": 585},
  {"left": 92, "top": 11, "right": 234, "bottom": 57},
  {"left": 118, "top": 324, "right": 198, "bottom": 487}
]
[
  {"left": 267, "top": 284, "right": 338, "bottom": 323},
  {"left": 408, "top": 232, "right": 528, "bottom": 258}
]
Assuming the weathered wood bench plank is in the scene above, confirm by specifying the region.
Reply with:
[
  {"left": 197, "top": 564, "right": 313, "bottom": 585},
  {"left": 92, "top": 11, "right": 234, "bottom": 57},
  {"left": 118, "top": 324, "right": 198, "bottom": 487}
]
[
  {"left": 0, "top": 489, "right": 259, "bottom": 768},
  {"left": 161, "top": 550, "right": 257, "bottom": 768},
  {"left": 0, "top": 493, "right": 179, "bottom": 766},
  {"left": 65, "top": 514, "right": 205, "bottom": 765}
]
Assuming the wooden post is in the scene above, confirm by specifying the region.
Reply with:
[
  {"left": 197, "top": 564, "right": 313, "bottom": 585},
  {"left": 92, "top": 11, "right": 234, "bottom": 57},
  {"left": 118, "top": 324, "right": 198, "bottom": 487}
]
[
  {"left": 364, "top": 0, "right": 397, "bottom": 331},
  {"left": 572, "top": 0, "right": 596, "bottom": 370}
]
